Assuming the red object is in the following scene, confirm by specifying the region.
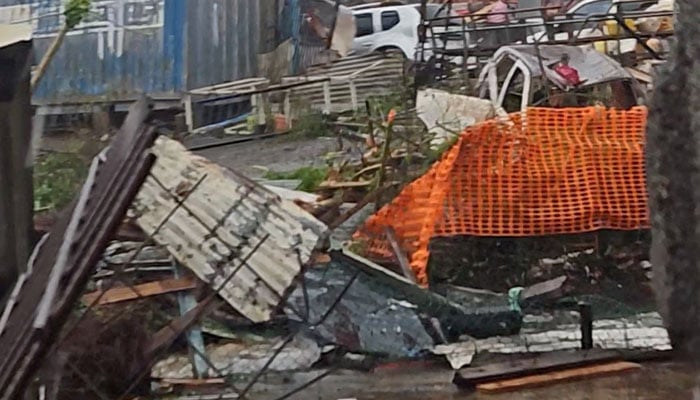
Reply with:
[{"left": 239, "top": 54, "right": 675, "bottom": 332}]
[{"left": 554, "top": 64, "right": 582, "bottom": 86}]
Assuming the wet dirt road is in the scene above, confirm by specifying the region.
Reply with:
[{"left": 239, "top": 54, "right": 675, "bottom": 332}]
[
  {"left": 195, "top": 136, "right": 338, "bottom": 179},
  {"left": 244, "top": 363, "right": 698, "bottom": 400}
]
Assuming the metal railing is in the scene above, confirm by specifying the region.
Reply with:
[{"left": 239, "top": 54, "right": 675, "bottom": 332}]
[{"left": 417, "top": 0, "right": 676, "bottom": 81}]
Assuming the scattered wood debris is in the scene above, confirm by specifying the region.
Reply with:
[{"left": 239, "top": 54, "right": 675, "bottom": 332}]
[
  {"left": 454, "top": 349, "right": 623, "bottom": 389},
  {"left": 476, "top": 361, "right": 641, "bottom": 393},
  {"left": 82, "top": 277, "right": 197, "bottom": 306}
]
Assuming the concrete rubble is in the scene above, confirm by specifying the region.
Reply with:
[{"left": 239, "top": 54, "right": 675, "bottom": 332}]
[{"left": 152, "top": 334, "right": 322, "bottom": 379}]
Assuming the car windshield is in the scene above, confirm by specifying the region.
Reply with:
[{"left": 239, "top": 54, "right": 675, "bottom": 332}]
[{"left": 617, "top": 0, "right": 657, "bottom": 12}]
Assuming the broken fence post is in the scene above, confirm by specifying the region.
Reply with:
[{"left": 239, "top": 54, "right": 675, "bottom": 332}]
[{"left": 579, "top": 301, "right": 593, "bottom": 350}]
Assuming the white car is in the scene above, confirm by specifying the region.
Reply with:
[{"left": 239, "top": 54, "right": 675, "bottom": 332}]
[{"left": 350, "top": 3, "right": 465, "bottom": 61}]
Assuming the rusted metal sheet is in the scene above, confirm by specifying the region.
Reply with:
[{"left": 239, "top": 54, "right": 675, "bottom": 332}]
[
  {"left": 132, "top": 137, "right": 328, "bottom": 323},
  {"left": 0, "top": 97, "right": 158, "bottom": 400}
]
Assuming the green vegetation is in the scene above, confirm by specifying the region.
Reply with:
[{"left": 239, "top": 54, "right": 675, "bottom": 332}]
[
  {"left": 287, "top": 112, "right": 332, "bottom": 140},
  {"left": 366, "top": 91, "right": 409, "bottom": 115},
  {"left": 263, "top": 166, "right": 329, "bottom": 192},
  {"left": 347, "top": 239, "right": 368, "bottom": 256},
  {"left": 34, "top": 152, "right": 88, "bottom": 211},
  {"left": 426, "top": 135, "right": 459, "bottom": 163},
  {"left": 65, "top": 0, "right": 91, "bottom": 28}
]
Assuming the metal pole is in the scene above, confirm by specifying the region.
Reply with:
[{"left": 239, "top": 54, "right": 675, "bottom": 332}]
[
  {"left": 579, "top": 302, "right": 593, "bottom": 350},
  {"left": 419, "top": 0, "right": 427, "bottom": 63}
]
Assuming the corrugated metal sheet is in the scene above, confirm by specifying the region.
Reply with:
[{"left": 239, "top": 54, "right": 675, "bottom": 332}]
[
  {"left": 0, "top": 0, "right": 269, "bottom": 105},
  {"left": 132, "top": 137, "right": 328, "bottom": 323},
  {"left": 184, "top": 0, "right": 261, "bottom": 90}
]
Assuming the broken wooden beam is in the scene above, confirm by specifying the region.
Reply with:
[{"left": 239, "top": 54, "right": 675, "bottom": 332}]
[
  {"left": 454, "top": 349, "right": 622, "bottom": 389},
  {"left": 476, "top": 361, "right": 641, "bottom": 393},
  {"left": 327, "top": 185, "right": 391, "bottom": 230},
  {"left": 157, "top": 377, "right": 226, "bottom": 387},
  {"left": 145, "top": 299, "right": 223, "bottom": 361},
  {"left": 317, "top": 180, "right": 372, "bottom": 190},
  {"left": 385, "top": 227, "right": 417, "bottom": 284},
  {"left": 82, "top": 277, "right": 197, "bottom": 306},
  {"left": 34, "top": 214, "right": 146, "bottom": 242}
]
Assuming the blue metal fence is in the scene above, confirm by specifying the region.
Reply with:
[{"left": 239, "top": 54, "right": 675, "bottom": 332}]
[{"left": 0, "top": 0, "right": 269, "bottom": 106}]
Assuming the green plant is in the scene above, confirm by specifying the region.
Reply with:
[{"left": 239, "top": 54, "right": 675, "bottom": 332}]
[
  {"left": 288, "top": 112, "right": 332, "bottom": 140},
  {"left": 34, "top": 152, "right": 88, "bottom": 211},
  {"left": 65, "top": 0, "right": 91, "bottom": 28},
  {"left": 347, "top": 239, "right": 368, "bottom": 256},
  {"left": 263, "top": 166, "right": 329, "bottom": 192}
]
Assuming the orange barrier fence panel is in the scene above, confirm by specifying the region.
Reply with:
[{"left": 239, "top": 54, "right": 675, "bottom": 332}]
[{"left": 354, "top": 106, "right": 650, "bottom": 285}]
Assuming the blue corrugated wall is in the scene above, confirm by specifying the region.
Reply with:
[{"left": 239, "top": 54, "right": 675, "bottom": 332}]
[
  {"left": 184, "top": 0, "right": 261, "bottom": 90},
  {"left": 0, "top": 0, "right": 266, "bottom": 105}
]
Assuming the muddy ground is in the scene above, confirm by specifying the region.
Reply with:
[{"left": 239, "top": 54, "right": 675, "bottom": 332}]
[{"left": 189, "top": 362, "right": 697, "bottom": 400}]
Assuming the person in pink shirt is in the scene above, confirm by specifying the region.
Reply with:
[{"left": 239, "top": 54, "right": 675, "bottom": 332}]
[{"left": 486, "top": 0, "right": 510, "bottom": 24}]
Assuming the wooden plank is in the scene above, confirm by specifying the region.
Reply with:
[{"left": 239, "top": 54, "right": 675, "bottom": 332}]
[
  {"left": 158, "top": 377, "right": 226, "bottom": 386},
  {"left": 454, "top": 349, "right": 622, "bottom": 388},
  {"left": 317, "top": 180, "right": 372, "bottom": 190},
  {"left": 476, "top": 361, "right": 641, "bottom": 394},
  {"left": 82, "top": 277, "right": 196, "bottom": 305},
  {"left": 145, "top": 299, "right": 221, "bottom": 359},
  {"left": 626, "top": 67, "right": 653, "bottom": 84}
]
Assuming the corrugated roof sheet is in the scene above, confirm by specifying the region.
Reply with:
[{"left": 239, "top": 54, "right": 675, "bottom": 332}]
[
  {"left": 132, "top": 138, "right": 328, "bottom": 323},
  {"left": 282, "top": 53, "right": 406, "bottom": 113}
]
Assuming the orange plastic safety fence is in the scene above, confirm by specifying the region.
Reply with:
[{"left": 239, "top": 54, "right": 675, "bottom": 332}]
[{"left": 354, "top": 107, "right": 650, "bottom": 285}]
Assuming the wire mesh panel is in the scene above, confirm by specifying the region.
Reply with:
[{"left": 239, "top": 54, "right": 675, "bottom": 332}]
[{"left": 356, "top": 106, "right": 649, "bottom": 284}]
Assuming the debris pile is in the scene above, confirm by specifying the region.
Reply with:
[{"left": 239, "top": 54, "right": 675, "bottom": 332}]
[{"left": 0, "top": 3, "right": 684, "bottom": 396}]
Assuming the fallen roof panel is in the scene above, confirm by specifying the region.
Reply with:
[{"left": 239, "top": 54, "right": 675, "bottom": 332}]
[
  {"left": 132, "top": 137, "right": 328, "bottom": 323},
  {"left": 0, "top": 97, "right": 158, "bottom": 400}
]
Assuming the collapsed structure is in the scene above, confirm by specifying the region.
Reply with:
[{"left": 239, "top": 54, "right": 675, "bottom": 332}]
[{"left": 0, "top": 0, "right": 683, "bottom": 399}]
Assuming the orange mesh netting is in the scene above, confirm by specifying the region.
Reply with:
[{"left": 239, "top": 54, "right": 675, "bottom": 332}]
[{"left": 354, "top": 106, "right": 650, "bottom": 285}]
